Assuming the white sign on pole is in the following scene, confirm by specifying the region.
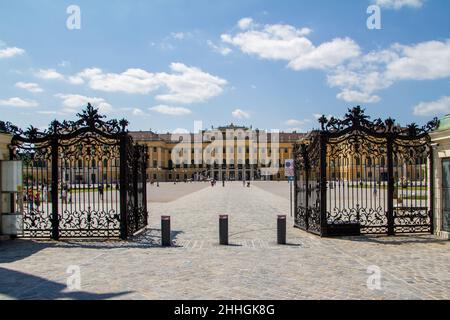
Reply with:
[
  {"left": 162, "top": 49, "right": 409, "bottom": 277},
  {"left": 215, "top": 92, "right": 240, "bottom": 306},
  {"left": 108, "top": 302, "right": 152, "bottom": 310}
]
[
  {"left": 1, "top": 161, "right": 23, "bottom": 192},
  {"left": 285, "top": 159, "right": 294, "bottom": 177}
]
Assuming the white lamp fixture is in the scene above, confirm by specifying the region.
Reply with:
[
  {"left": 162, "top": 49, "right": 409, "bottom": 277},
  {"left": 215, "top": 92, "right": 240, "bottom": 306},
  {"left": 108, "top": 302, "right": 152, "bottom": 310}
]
[{"left": 1, "top": 161, "right": 23, "bottom": 192}]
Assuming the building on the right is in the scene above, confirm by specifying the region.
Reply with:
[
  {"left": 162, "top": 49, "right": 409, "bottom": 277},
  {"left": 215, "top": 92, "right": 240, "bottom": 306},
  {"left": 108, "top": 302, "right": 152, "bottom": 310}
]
[{"left": 430, "top": 114, "right": 450, "bottom": 240}]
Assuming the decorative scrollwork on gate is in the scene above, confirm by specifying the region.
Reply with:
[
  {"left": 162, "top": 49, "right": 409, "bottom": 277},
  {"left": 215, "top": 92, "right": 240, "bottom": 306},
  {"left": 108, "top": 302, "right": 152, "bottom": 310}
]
[
  {"left": 295, "top": 106, "right": 438, "bottom": 237},
  {"left": 127, "top": 143, "right": 148, "bottom": 237},
  {"left": 318, "top": 106, "right": 439, "bottom": 136},
  {"left": 4, "top": 103, "right": 148, "bottom": 240},
  {"left": 295, "top": 133, "right": 322, "bottom": 235}
]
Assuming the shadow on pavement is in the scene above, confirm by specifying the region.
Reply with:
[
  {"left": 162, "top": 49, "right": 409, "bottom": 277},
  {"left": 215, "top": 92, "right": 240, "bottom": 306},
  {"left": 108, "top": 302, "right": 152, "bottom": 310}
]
[
  {"left": 0, "top": 267, "right": 130, "bottom": 300},
  {"left": 0, "top": 228, "right": 184, "bottom": 263},
  {"left": 335, "top": 234, "right": 449, "bottom": 245},
  {"left": 0, "top": 240, "right": 55, "bottom": 264}
]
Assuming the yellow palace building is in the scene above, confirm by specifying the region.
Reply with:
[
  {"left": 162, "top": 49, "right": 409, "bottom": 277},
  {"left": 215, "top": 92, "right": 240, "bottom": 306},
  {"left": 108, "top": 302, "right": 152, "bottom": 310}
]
[{"left": 130, "top": 124, "right": 304, "bottom": 182}]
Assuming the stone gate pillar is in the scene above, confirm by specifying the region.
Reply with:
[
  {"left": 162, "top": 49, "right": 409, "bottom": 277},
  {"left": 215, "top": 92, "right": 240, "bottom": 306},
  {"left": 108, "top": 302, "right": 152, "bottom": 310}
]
[
  {"left": 429, "top": 115, "right": 450, "bottom": 240},
  {"left": 0, "top": 133, "right": 13, "bottom": 236}
]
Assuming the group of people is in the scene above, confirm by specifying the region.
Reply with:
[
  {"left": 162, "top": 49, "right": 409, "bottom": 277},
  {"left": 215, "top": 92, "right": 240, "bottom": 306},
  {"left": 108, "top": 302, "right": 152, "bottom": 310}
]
[
  {"left": 208, "top": 179, "right": 251, "bottom": 188},
  {"left": 60, "top": 186, "right": 73, "bottom": 204},
  {"left": 243, "top": 180, "right": 251, "bottom": 188},
  {"left": 24, "top": 189, "right": 44, "bottom": 211}
]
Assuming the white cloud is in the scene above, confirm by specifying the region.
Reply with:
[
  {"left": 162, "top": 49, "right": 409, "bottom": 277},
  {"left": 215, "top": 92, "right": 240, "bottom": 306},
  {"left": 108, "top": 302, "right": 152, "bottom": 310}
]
[
  {"left": 15, "top": 82, "right": 43, "bottom": 93},
  {"left": 67, "top": 76, "right": 85, "bottom": 85},
  {"left": 413, "top": 96, "right": 450, "bottom": 116},
  {"left": 54, "top": 94, "right": 113, "bottom": 114},
  {"left": 232, "top": 109, "right": 250, "bottom": 119},
  {"left": 0, "top": 47, "right": 25, "bottom": 58},
  {"left": 37, "top": 110, "right": 66, "bottom": 116},
  {"left": 386, "top": 40, "right": 450, "bottom": 80},
  {"left": 288, "top": 37, "right": 360, "bottom": 71},
  {"left": 119, "top": 107, "right": 150, "bottom": 117},
  {"left": 223, "top": 18, "right": 450, "bottom": 105},
  {"left": 285, "top": 119, "right": 311, "bottom": 126},
  {"left": 222, "top": 21, "right": 356, "bottom": 70},
  {"left": 207, "top": 40, "right": 232, "bottom": 56},
  {"left": 328, "top": 39, "right": 450, "bottom": 103},
  {"left": 132, "top": 108, "right": 146, "bottom": 116},
  {"left": 171, "top": 32, "right": 192, "bottom": 40},
  {"left": 154, "top": 63, "right": 228, "bottom": 104},
  {"left": 149, "top": 105, "right": 192, "bottom": 116},
  {"left": 237, "top": 17, "right": 254, "bottom": 30},
  {"left": 72, "top": 68, "right": 159, "bottom": 94},
  {"left": 374, "top": 0, "right": 424, "bottom": 10},
  {"left": 336, "top": 90, "right": 381, "bottom": 103},
  {"left": 67, "top": 63, "right": 227, "bottom": 105},
  {"left": 36, "top": 69, "right": 64, "bottom": 80},
  {"left": 0, "top": 97, "right": 38, "bottom": 108}
]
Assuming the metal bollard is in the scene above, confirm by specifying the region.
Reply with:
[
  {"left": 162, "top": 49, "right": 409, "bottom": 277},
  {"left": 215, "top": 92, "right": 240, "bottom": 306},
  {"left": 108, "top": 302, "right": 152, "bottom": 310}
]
[
  {"left": 277, "top": 215, "right": 287, "bottom": 245},
  {"left": 161, "top": 216, "right": 171, "bottom": 247},
  {"left": 219, "top": 215, "right": 229, "bottom": 245}
]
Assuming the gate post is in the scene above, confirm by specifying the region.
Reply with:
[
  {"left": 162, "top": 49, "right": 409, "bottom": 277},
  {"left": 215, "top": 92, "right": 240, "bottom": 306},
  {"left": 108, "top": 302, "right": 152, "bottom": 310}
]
[
  {"left": 143, "top": 146, "right": 148, "bottom": 225},
  {"left": 119, "top": 134, "right": 129, "bottom": 240},
  {"left": 319, "top": 133, "right": 328, "bottom": 236},
  {"left": 50, "top": 136, "right": 59, "bottom": 240},
  {"left": 298, "top": 144, "right": 310, "bottom": 230},
  {"left": 133, "top": 145, "right": 139, "bottom": 233},
  {"left": 429, "top": 150, "right": 434, "bottom": 235},
  {"left": 386, "top": 135, "right": 395, "bottom": 236},
  {"left": 304, "top": 146, "right": 310, "bottom": 231}
]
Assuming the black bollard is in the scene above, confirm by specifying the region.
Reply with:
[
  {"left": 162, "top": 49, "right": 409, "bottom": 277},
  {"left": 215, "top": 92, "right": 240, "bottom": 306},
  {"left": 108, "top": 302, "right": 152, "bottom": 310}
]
[
  {"left": 161, "top": 216, "right": 171, "bottom": 246},
  {"left": 277, "top": 215, "right": 286, "bottom": 245},
  {"left": 219, "top": 215, "right": 229, "bottom": 245}
]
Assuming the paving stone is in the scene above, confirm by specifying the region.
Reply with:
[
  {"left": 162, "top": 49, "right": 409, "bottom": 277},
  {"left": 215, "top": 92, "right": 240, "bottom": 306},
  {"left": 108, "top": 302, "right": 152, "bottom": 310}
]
[{"left": 0, "top": 182, "right": 449, "bottom": 300}]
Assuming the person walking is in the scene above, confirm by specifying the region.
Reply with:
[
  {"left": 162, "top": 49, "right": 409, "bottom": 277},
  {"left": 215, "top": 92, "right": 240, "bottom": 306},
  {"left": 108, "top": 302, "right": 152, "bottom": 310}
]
[
  {"left": 28, "top": 189, "right": 34, "bottom": 211},
  {"left": 68, "top": 188, "right": 72, "bottom": 204},
  {"left": 61, "top": 188, "right": 67, "bottom": 205},
  {"left": 98, "top": 184, "right": 104, "bottom": 200},
  {"left": 34, "top": 192, "right": 41, "bottom": 210},
  {"left": 42, "top": 185, "right": 48, "bottom": 202}
]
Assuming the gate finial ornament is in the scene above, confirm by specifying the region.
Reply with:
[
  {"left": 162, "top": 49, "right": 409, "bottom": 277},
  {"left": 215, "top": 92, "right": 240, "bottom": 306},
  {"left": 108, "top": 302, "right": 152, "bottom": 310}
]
[{"left": 318, "top": 106, "right": 438, "bottom": 136}]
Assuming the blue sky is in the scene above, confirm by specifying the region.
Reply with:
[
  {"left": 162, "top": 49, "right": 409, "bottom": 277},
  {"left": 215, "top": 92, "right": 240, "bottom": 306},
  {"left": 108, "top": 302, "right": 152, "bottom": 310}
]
[{"left": 1, "top": 0, "right": 450, "bottom": 132}]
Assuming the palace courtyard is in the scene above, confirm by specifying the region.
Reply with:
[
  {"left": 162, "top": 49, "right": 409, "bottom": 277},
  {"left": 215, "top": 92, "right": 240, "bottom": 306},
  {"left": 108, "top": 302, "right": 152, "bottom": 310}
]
[{"left": 0, "top": 182, "right": 449, "bottom": 300}]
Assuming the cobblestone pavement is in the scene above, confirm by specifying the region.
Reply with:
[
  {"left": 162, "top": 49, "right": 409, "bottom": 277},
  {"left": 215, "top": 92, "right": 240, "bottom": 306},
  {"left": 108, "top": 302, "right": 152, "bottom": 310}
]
[{"left": 0, "top": 182, "right": 449, "bottom": 300}]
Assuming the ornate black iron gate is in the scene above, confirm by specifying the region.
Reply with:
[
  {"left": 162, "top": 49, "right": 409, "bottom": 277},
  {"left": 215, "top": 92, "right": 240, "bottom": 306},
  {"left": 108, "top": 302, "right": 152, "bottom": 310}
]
[
  {"left": 294, "top": 107, "right": 438, "bottom": 236},
  {"left": 2, "top": 104, "right": 148, "bottom": 240}
]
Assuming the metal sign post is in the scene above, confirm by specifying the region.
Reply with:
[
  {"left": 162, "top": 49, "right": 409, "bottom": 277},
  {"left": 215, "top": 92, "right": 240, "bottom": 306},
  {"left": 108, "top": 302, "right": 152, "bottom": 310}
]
[{"left": 285, "top": 159, "right": 295, "bottom": 217}]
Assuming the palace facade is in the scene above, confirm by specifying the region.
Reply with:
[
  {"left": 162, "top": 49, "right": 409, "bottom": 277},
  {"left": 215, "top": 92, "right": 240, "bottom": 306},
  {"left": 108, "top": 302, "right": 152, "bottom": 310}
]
[{"left": 131, "top": 124, "right": 305, "bottom": 182}]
